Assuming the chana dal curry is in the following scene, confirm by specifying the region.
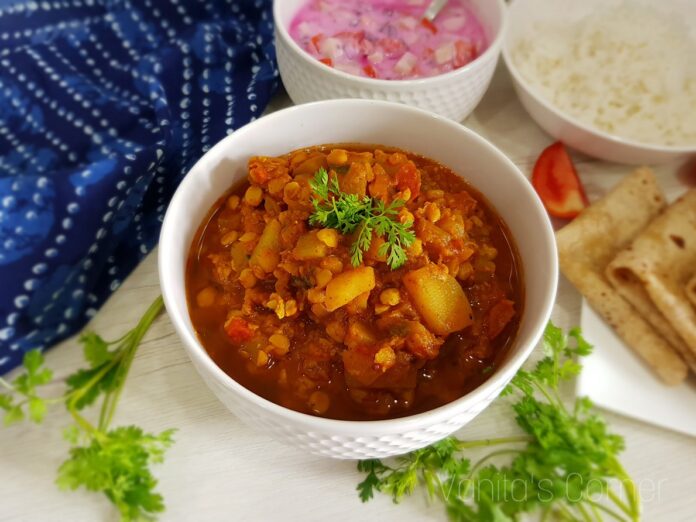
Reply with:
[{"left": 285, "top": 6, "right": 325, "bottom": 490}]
[{"left": 186, "top": 145, "right": 523, "bottom": 420}]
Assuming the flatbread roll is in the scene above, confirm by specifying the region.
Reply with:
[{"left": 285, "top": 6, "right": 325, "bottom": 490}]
[
  {"left": 606, "top": 190, "right": 696, "bottom": 360},
  {"left": 687, "top": 275, "right": 696, "bottom": 310},
  {"left": 556, "top": 168, "right": 688, "bottom": 385}
]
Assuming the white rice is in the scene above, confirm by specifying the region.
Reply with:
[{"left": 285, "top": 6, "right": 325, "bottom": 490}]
[{"left": 512, "top": 4, "right": 696, "bottom": 148}]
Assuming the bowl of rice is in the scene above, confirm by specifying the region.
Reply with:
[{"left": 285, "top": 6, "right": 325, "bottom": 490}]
[{"left": 503, "top": 0, "right": 696, "bottom": 164}]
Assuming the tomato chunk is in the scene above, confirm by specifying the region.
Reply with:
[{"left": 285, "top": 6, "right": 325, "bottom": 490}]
[
  {"left": 453, "top": 40, "right": 475, "bottom": 68},
  {"left": 319, "top": 57, "right": 333, "bottom": 67},
  {"left": 377, "top": 37, "right": 406, "bottom": 58},
  {"left": 224, "top": 317, "right": 254, "bottom": 344},
  {"left": 363, "top": 64, "right": 377, "bottom": 78},
  {"left": 531, "top": 142, "right": 589, "bottom": 219},
  {"left": 395, "top": 161, "right": 421, "bottom": 198},
  {"left": 420, "top": 18, "right": 437, "bottom": 34},
  {"left": 310, "top": 33, "right": 324, "bottom": 53},
  {"left": 487, "top": 299, "right": 515, "bottom": 340}
]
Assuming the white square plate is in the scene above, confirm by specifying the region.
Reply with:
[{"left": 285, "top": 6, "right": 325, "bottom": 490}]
[{"left": 578, "top": 300, "right": 696, "bottom": 437}]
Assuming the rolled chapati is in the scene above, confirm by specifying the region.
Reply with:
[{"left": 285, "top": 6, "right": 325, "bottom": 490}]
[
  {"left": 606, "top": 190, "right": 696, "bottom": 364},
  {"left": 556, "top": 168, "right": 688, "bottom": 385}
]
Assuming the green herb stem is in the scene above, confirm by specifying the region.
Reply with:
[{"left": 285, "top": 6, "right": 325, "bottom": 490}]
[
  {"left": 577, "top": 500, "right": 595, "bottom": 522},
  {"left": 98, "top": 296, "right": 163, "bottom": 430},
  {"left": 0, "top": 377, "right": 14, "bottom": 393},
  {"left": 455, "top": 436, "right": 532, "bottom": 450},
  {"left": 612, "top": 461, "right": 640, "bottom": 521},
  {"left": 585, "top": 499, "right": 630, "bottom": 522}
]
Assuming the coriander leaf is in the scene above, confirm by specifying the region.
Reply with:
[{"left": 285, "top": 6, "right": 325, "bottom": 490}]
[
  {"left": 309, "top": 168, "right": 330, "bottom": 201},
  {"left": 63, "top": 425, "right": 80, "bottom": 445},
  {"left": 29, "top": 396, "right": 48, "bottom": 423},
  {"left": 66, "top": 363, "right": 120, "bottom": 411},
  {"left": 4, "top": 405, "right": 24, "bottom": 426},
  {"left": 357, "top": 459, "right": 388, "bottom": 502},
  {"left": 568, "top": 327, "right": 593, "bottom": 357},
  {"left": 80, "top": 332, "right": 113, "bottom": 367},
  {"left": 541, "top": 321, "right": 565, "bottom": 358},
  {"left": 0, "top": 393, "right": 13, "bottom": 411},
  {"left": 23, "top": 349, "right": 44, "bottom": 374},
  {"left": 308, "top": 168, "right": 415, "bottom": 270},
  {"left": 13, "top": 349, "right": 53, "bottom": 395},
  {"left": 57, "top": 426, "right": 176, "bottom": 522},
  {"left": 0, "top": 349, "right": 54, "bottom": 425}
]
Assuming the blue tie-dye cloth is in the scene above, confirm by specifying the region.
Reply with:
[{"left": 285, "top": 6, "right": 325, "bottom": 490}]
[{"left": 0, "top": 0, "right": 279, "bottom": 373}]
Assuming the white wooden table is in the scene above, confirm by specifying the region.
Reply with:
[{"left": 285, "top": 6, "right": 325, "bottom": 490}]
[{"left": 2, "top": 64, "right": 695, "bottom": 522}]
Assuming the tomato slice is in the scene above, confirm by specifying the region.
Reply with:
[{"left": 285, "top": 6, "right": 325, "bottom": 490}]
[{"left": 531, "top": 142, "right": 589, "bottom": 219}]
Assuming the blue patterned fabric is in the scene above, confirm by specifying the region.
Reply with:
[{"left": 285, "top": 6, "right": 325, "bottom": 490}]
[{"left": 0, "top": 0, "right": 279, "bottom": 372}]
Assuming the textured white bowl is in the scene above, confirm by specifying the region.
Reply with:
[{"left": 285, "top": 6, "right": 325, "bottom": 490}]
[
  {"left": 159, "top": 100, "right": 557, "bottom": 459},
  {"left": 503, "top": 0, "right": 696, "bottom": 165},
  {"left": 274, "top": 0, "right": 506, "bottom": 122}
]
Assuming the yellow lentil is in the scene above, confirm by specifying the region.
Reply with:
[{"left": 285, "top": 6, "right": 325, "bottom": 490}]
[
  {"left": 320, "top": 256, "right": 343, "bottom": 274},
  {"left": 374, "top": 303, "right": 390, "bottom": 314},
  {"left": 308, "top": 391, "right": 330, "bottom": 415},
  {"left": 307, "top": 288, "right": 325, "bottom": 304},
  {"left": 239, "top": 268, "right": 257, "bottom": 288},
  {"left": 238, "top": 231, "right": 258, "bottom": 243},
  {"left": 326, "top": 321, "right": 346, "bottom": 343},
  {"left": 226, "top": 195, "right": 240, "bottom": 210},
  {"left": 379, "top": 288, "right": 401, "bottom": 306},
  {"left": 327, "top": 149, "right": 348, "bottom": 166},
  {"left": 244, "top": 185, "right": 263, "bottom": 207},
  {"left": 220, "top": 230, "right": 239, "bottom": 246},
  {"left": 409, "top": 238, "right": 423, "bottom": 256},
  {"left": 374, "top": 346, "right": 396, "bottom": 369},
  {"left": 425, "top": 202, "right": 441, "bottom": 223},
  {"left": 310, "top": 303, "right": 329, "bottom": 318},
  {"left": 256, "top": 350, "right": 269, "bottom": 367},
  {"left": 269, "top": 333, "right": 290, "bottom": 351},
  {"left": 283, "top": 181, "right": 300, "bottom": 200},
  {"left": 285, "top": 299, "right": 298, "bottom": 317},
  {"left": 268, "top": 177, "right": 286, "bottom": 195},
  {"left": 196, "top": 287, "right": 217, "bottom": 307},
  {"left": 315, "top": 268, "right": 333, "bottom": 289}
]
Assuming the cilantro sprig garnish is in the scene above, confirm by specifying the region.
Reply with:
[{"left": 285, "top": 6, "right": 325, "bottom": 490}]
[
  {"left": 356, "top": 322, "right": 640, "bottom": 522},
  {"left": 309, "top": 167, "right": 415, "bottom": 269},
  {"left": 0, "top": 296, "right": 174, "bottom": 522}
]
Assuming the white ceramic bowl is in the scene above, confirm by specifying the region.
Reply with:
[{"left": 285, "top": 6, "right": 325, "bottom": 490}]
[
  {"left": 159, "top": 99, "right": 557, "bottom": 459},
  {"left": 274, "top": 0, "right": 507, "bottom": 122},
  {"left": 503, "top": 0, "right": 696, "bottom": 165}
]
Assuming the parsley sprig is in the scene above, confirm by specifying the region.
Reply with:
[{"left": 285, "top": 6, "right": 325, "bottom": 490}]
[
  {"left": 0, "top": 296, "right": 174, "bottom": 522},
  {"left": 357, "top": 322, "right": 640, "bottom": 522},
  {"left": 309, "top": 167, "right": 415, "bottom": 269}
]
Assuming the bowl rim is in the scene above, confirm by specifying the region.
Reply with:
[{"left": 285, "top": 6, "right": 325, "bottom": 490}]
[
  {"left": 272, "top": 0, "right": 508, "bottom": 87},
  {"left": 159, "top": 98, "right": 558, "bottom": 432},
  {"left": 501, "top": 0, "right": 696, "bottom": 155}
]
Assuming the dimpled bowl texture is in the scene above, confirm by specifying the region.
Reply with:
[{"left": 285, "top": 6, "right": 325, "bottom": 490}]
[
  {"left": 274, "top": 0, "right": 507, "bottom": 122},
  {"left": 503, "top": 0, "right": 696, "bottom": 164},
  {"left": 159, "top": 100, "right": 557, "bottom": 459}
]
